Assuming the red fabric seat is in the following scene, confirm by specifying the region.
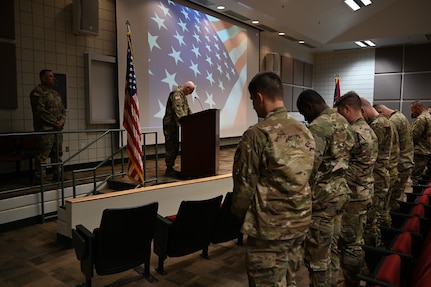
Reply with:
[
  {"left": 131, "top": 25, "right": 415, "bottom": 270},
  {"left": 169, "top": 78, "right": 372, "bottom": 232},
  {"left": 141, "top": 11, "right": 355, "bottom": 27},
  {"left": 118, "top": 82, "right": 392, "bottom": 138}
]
[
  {"left": 403, "top": 217, "right": 421, "bottom": 233},
  {"left": 411, "top": 204, "right": 426, "bottom": 218},
  {"left": 416, "top": 195, "right": 429, "bottom": 206},
  {"left": 375, "top": 254, "right": 401, "bottom": 287},
  {"left": 391, "top": 232, "right": 412, "bottom": 255}
]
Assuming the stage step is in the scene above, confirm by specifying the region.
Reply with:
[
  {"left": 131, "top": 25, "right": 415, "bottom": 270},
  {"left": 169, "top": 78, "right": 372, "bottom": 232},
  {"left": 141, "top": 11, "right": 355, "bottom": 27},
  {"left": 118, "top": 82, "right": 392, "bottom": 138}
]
[{"left": 107, "top": 177, "right": 138, "bottom": 191}]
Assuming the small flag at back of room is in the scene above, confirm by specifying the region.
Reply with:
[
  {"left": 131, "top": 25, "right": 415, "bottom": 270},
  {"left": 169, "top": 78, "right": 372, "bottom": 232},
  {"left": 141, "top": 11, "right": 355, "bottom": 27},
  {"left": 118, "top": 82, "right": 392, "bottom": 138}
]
[{"left": 333, "top": 76, "right": 341, "bottom": 106}]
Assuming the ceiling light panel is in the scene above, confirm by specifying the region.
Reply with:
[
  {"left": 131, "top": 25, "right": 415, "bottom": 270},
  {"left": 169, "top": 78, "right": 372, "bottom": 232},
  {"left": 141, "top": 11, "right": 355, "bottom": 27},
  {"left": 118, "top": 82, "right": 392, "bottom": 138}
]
[
  {"left": 355, "top": 41, "right": 367, "bottom": 47},
  {"left": 360, "top": 0, "right": 372, "bottom": 6},
  {"left": 345, "top": 0, "right": 360, "bottom": 11}
]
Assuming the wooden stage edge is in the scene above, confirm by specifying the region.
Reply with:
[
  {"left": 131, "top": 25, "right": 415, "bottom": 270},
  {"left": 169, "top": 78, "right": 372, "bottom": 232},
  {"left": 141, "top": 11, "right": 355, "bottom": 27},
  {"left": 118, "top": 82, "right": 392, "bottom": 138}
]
[{"left": 58, "top": 173, "right": 233, "bottom": 239}]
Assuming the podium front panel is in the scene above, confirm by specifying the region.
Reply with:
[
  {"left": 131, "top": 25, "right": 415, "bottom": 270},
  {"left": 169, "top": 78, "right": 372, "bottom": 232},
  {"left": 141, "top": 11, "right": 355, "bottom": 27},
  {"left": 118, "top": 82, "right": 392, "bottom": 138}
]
[{"left": 180, "top": 109, "right": 219, "bottom": 178}]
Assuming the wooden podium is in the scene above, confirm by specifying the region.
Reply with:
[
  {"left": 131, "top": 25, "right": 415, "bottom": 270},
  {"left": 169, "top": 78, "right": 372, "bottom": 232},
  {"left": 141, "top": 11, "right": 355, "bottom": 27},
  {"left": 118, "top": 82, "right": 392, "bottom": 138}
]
[{"left": 180, "top": 109, "right": 220, "bottom": 178}]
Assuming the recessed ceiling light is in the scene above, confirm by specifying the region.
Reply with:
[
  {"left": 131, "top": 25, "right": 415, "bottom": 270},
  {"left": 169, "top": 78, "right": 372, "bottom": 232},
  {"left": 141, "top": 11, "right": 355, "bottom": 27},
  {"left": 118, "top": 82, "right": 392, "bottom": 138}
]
[
  {"left": 251, "top": 20, "right": 259, "bottom": 24},
  {"left": 361, "top": 0, "right": 372, "bottom": 6},
  {"left": 364, "top": 40, "right": 376, "bottom": 46},
  {"left": 278, "top": 32, "right": 285, "bottom": 36},
  {"left": 345, "top": 0, "right": 360, "bottom": 11},
  {"left": 299, "top": 40, "right": 305, "bottom": 44},
  {"left": 216, "top": 5, "right": 225, "bottom": 10},
  {"left": 355, "top": 40, "right": 376, "bottom": 47},
  {"left": 355, "top": 41, "right": 367, "bottom": 47}
]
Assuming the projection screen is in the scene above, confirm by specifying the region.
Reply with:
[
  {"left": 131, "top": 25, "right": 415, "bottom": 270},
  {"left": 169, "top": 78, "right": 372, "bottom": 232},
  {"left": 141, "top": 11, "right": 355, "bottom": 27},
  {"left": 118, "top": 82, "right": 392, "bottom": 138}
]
[{"left": 116, "top": 0, "right": 260, "bottom": 144}]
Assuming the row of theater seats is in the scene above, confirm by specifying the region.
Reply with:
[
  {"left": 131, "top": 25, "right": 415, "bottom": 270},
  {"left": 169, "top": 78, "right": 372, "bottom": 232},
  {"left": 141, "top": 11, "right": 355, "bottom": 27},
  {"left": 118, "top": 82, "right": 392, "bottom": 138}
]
[
  {"left": 72, "top": 192, "right": 243, "bottom": 287},
  {"left": 0, "top": 135, "right": 38, "bottom": 174},
  {"left": 357, "top": 180, "right": 431, "bottom": 287}
]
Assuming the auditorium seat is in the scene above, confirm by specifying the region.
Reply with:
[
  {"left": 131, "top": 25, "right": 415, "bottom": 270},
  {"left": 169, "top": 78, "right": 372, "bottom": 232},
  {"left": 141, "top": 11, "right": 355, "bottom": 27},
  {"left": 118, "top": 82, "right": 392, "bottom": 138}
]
[
  {"left": 390, "top": 212, "right": 429, "bottom": 236},
  {"left": 72, "top": 202, "right": 159, "bottom": 287},
  {"left": 410, "top": 230, "right": 431, "bottom": 286},
  {"left": 405, "top": 193, "right": 431, "bottom": 205},
  {"left": 357, "top": 252, "right": 410, "bottom": 287},
  {"left": 205, "top": 192, "right": 243, "bottom": 254},
  {"left": 0, "top": 136, "right": 33, "bottom": 175},
  {"left": 153, "top": 195, "right": 223, "bottom": 275}
]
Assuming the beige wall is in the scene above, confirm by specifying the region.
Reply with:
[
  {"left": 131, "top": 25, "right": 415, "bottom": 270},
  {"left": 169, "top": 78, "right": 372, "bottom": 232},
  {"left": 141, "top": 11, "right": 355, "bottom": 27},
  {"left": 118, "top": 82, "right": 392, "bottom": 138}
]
[{"left": 1, "top": 0, "right": 117, "bottom": 166}]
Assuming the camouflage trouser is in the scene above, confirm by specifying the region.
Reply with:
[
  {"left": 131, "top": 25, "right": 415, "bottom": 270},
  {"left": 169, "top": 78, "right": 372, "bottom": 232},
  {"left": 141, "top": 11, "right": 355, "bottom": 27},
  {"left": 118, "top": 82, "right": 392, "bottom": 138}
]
[
  {"left": 339, "top": 199, "right": 370, "bottom": 287},
  {"left": 246, "top": 235, "right": 305, "bottom": 287},
  {"left": 389, "top": 168, "right": 412, "bottom": 212},
  {"left": 35, "top": 132, "right": 63, "bottom": 178},
  {"left": 411, "top": 154, "right": 430, "bottom": 186},
  {"left": 304, "top": 212, "right": 342, "bottom": 287},
  {"left": 163, "top": 125, "right": 179, "bottom": 168},
  {"left": 364, "top": 182, "right": 388, "bottom": 247},
  {"left": 385, "top": 167, "right": 399, "bottom": 221}
]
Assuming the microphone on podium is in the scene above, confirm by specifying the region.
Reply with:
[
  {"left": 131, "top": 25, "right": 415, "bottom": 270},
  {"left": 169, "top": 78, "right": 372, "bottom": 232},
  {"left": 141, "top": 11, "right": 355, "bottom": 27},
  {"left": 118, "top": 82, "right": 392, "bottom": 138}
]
[{"left": 194, "top": 96, "right": 204, "bottom": 111}]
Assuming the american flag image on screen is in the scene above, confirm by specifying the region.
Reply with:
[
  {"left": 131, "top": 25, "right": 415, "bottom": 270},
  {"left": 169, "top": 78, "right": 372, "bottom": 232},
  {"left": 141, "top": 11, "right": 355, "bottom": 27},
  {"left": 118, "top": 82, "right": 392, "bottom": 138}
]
[{"left": 148, "top": 0, "right": 248, "bottom": 132}]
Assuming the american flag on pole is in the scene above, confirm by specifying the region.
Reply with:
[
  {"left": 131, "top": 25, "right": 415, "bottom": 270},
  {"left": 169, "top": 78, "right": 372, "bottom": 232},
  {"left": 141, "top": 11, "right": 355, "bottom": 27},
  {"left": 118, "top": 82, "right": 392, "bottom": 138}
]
[
  {"left": 148, "top": 0, "right": 248, "bottom": 134},
  {"left": 123, "top": 22, "right": 144, "bottom": 185},
  {"left": 333, "top": 76, "right": 341, "bottom": 106}
]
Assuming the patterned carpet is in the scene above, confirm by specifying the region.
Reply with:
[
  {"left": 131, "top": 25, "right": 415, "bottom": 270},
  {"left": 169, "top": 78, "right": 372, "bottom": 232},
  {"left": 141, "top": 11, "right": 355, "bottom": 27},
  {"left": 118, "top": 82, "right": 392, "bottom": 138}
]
[{"left": 0, "top": 220, "right": 313, "bottom": 286}]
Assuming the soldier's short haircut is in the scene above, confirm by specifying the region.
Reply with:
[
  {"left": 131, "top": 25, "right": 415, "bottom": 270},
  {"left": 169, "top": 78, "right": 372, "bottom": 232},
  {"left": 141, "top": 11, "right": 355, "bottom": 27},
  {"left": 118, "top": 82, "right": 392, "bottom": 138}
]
[
  {"left": 373, "top": 104, "right": 385, "bottom": 110},
  {"left": 410, "top": 100, "right": 424, "bottom": 109},
  {"left": 360, "top": 97, "right": 372, "bottom": 108},
  {"left": 39, "top": 69, "right": 52, "bottom": 79},
  {"left": 296, "top": 89, "right": 325, "bottom": 110},
  {"left": 334, "top": 91, "right": 361, "bottom": 111},
  {"left": 248, "top": 71, "right": 283, "bottom": 101}
]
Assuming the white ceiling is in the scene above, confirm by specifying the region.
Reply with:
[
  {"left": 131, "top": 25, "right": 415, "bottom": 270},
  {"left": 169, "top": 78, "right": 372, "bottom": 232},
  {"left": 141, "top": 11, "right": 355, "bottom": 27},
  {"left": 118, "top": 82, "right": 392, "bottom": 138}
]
[{"left": 188, "top": 0, "right": 431, "bottom": 52}]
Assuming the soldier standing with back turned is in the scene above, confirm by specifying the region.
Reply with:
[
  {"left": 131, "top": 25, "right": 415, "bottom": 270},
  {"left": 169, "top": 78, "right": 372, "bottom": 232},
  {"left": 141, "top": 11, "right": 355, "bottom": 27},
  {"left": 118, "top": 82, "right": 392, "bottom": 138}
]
[
  {"left": 232, "top": 72, "right": 315, "bottom": 287},
  {"left": 335, "top": 92, "right": 377, "bottom": 287},
  {"left": 297, "top": 89, "right": 354, "bottom": 287}
]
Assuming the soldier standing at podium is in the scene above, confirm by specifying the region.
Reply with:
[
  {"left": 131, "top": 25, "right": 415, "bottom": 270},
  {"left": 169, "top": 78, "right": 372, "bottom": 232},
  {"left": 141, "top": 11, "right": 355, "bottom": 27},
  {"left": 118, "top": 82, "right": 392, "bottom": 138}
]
[{"left": 162, "top": 81, "right": 195, "bottom": 177}]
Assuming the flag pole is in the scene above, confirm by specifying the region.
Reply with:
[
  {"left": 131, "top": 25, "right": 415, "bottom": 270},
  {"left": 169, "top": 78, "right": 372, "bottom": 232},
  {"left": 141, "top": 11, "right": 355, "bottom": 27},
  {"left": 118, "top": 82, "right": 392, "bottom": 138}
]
[{"left": 123, "top": 20, "right": 144, "bottom": 186}]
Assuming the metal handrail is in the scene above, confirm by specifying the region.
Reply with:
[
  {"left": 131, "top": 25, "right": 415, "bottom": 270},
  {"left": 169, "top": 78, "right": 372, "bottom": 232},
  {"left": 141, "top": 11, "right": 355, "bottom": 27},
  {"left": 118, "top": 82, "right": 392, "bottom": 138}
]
[
  {"left": 0, "top": 129, "right": 158, "bottom": 223},
  {"left": 71, "top": 144, "right": 130, "bottom": 198}
]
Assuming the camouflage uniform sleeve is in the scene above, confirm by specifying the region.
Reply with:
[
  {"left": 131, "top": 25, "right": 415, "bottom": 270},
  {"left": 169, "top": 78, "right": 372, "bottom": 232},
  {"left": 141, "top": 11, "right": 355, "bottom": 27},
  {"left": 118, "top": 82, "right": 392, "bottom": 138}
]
[
  {"left": 171, "top": 91, "right": 191, "bottom": 125},
  {"left": 55, "top": 90, "right": 67, "bottom": 125},
  {"left": 231, "top": 128, "right": 261, "bottom": 221},
  {"left": 307, "top": 124, "right": 326, "bottom": 186},
  {"left": 411, "top": 117, "right": 425, "bottom": 146},
  {"left": 30, "top": 87, "right": 58, "bottom": 128}
]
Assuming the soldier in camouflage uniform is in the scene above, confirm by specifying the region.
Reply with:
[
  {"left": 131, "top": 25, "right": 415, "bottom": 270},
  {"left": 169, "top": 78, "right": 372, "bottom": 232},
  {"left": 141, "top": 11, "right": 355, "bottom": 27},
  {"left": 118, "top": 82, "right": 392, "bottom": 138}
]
[
  {"left": 385, "top": 120, "right": 399, "bottom": 224},
  {"left": 232, "top": 72, "right": 315, "bottom": 287},
  {"left": 30, "top": 69, "right": 66, "bottom": 181},
  {"left": 335, "top": 92, "right": 378, "bottom": 287},
  {"left": 374, "top": 104, "right": 413, "bottom": 212},
  {"left": 361, "top": 98, "right": 396, "bottom": 246},
  {"left": 410, "top": 100, "right": 431, "bottom": 186},
  {"left": 162, "top": 81, "right": 194, "bottom": 176},
  {"left": 297, "top": 89, "right": 354, "bottom": 287}
]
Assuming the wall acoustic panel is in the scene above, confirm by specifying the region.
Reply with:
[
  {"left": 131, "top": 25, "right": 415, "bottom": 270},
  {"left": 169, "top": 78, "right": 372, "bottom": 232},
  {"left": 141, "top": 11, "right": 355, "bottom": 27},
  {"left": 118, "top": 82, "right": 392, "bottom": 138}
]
[
  {"left": 304, "top": 62, "right": 313, "bottom": 87},
  {"left": 281, "top": 56, "right": 293, "bottom": 84},
  {"left": 0, "top": 42, "right": 17, "bottom": 109},
  {"left": 374, "top": 74, "right": 401, "bottom": 100},
  {"left": 293, "top": 59, "right": 304, "bottom": 86},
  {"left": 404, "top": 44, "right": 431, "bottom": 72},
  {"left": 403, "top": 73, "right": 431, "bottom": 100},
  {"left": 283, "top": 84, "right": 293, "bottom": 112},
  {"left": 0, "top": 0, "right": 14, "bottom": 39},
  {"left": 292, "top": 87, "right": 304, "bottom": 112},
  {"left": 375, "top": 46, "right": 403, "bottom": 74}
]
